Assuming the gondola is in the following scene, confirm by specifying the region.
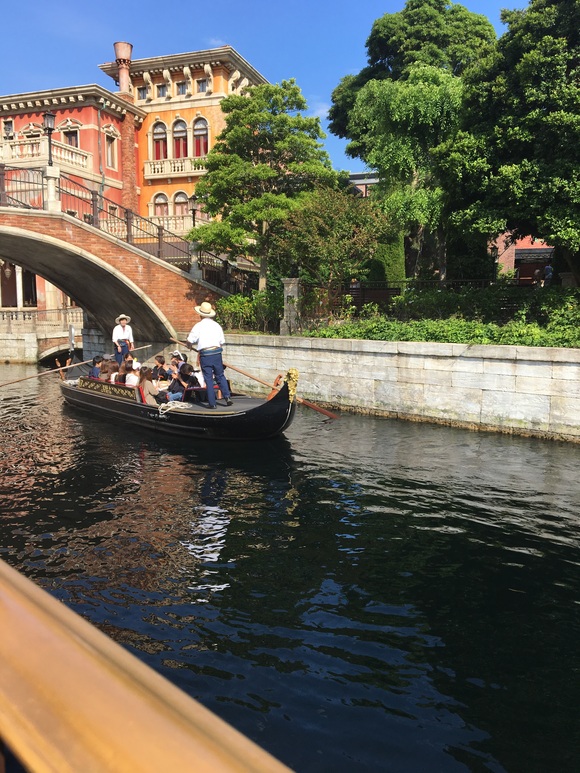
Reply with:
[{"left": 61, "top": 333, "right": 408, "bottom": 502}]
[{"left": 60, "top": 369, "right": 298, "bottom": 441}]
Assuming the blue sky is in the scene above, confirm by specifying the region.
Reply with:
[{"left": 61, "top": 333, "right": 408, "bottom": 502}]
[{"left": 2, "top": 0, "right": 526, "bottom": 173}]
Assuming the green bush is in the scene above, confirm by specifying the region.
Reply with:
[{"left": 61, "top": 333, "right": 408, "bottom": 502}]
[
  {"left": 304, "top": 287, "right": 580, "bottom": 348},
  {"left": 216, "top": 289, "right": 282, "bottom": 333}
]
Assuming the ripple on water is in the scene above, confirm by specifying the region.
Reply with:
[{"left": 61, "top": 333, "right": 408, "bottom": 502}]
[{"left": 0, "top": 369, "right": 579, "bottom": 772}]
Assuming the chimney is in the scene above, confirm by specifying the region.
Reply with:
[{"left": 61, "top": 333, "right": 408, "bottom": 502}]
[{"left": 114, "top": 41, "right": 133, "bottom": 93}]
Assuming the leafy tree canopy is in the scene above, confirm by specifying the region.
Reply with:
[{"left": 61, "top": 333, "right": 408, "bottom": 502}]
[
  {"left": 441, "top": 0, "right": 580, "bottom": 278},
  {"left": 349, "top": 64, "right": 463, "bottom": 276},
  {"left": 192, "top": 79, "right": 338, "bottom": 286},
  {"left": 270, "top": 186, "right": 390, "bottom": 287},
  {"left": 328, "top": 0, "right": 496, "bottom": 159}
]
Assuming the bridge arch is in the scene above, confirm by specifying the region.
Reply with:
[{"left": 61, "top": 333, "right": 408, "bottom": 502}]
[{"left": 0, "top": 209, "right": 222, "bottom": 344}]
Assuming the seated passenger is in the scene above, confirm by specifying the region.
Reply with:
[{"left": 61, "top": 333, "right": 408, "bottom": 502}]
[
  {"left": 88, "top": 356, "right": 103, "bottom": 379},
  {"left": 138, "top": 366, "right": 160, "bottom": 406},
  {"left": 98, "top": 360, "right": 109, "bottom": 380},
  {"left": 166, "top": 363, "right": 200, "bottom": 401},
  {"left": 170, "top": 350, "right": 187, "bottom": 371},
  {"left": 108, "top": 361, "right": 120, "bottom": 383},
  {"left": 125, "top": 361, "right": 139, "bottom": 387},
  {"left": 152, "top": 355, "right": 169, "bottom": 382},
  {"left": 116, "top": 354, "right": 134, "bottom": 384}
]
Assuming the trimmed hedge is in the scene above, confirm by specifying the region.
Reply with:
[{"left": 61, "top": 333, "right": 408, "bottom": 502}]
[{"left": 304, "top": 287, "right": 580, "bottom": 348}]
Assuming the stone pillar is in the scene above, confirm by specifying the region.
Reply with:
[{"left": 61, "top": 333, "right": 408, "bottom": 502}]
[
  {"left": 15, "top": 265, "right": 23, "bottom": 308},
  {"left": 43, "top": 165, "right": 61, "bottom": 213},
  {"left": 280, "top": 278, "right": 300, "bottom": 336}
]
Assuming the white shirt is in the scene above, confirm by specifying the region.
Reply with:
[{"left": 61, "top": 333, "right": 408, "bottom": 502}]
[
  {"left": 125, "top": 372, "right": 139, "bottom": 386},
  {"left": 187, "top": 318, "right": 225, "bottom": 351},
  {"left": 112, "top": 324, "right": 134, "bottom": 344}
]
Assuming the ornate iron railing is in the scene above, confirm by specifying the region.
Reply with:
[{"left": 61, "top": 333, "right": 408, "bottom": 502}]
[
  {"left": 0, "top": 164, "right": 44, "bottom": 209},
  {"left": 58, "top": 174, "right": 192, "bottom": 268}
]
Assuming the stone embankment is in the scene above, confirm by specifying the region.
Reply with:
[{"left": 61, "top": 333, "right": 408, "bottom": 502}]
[{"left": 225, "top": 334, "right": 580, "bottom": 442}]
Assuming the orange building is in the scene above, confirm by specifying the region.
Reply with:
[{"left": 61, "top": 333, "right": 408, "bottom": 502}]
[{"left": 98, "top": 44, "right": 267, "bottom": 235}]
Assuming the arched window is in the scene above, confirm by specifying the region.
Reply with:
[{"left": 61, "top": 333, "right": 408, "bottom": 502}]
[
  {"left": 153, "top": 193, "right": 169, "bottom": 216},
  {"left": 193, "top": 118, "right": 208, "bottom": 157},
  {"left": 152, "top": 122, "right": 167, "bottom": 160},
  {"left": 174, "top": 192, "right": 189, "bottom": 216},
  {"left": 173, "top": 120, "right": 188, "bottom": 159}
]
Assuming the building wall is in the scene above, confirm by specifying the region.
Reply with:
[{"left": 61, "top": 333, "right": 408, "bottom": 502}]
[{"left": 224, "top": 335, "right": 580, "bottom": 442}]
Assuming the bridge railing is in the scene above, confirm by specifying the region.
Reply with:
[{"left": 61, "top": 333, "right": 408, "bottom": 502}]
[
  {"left": 0, "top": 166, "right": 258, "bottom": 293},
  {"left": 58, "top": 174, "right": 192, "bottom": 270},
  {"left": 0, "top": 164, "right": 44, "bottom": 209}
]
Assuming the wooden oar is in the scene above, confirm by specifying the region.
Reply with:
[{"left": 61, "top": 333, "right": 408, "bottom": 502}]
[
  {"left": 0, "top": 345, "right": 152, "bottom": 389},
  {"left": 170, "top": 337, "right": 339, "bottom": 420}
]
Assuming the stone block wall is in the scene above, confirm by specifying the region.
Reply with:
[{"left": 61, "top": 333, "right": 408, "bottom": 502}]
[
  {"left": 224, "top": 335, "right": 580, "bottom": 441},
  {"left": 0, "top": 332, "right": 38, "bottom": 364}
]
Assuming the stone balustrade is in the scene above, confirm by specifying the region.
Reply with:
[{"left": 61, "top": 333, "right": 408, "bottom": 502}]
[
  {"left": 143, "top": 157, "right": 207, "bottom": 178},
  {"left": 0, "top": 137, "right": 91, "bottom": 171}
]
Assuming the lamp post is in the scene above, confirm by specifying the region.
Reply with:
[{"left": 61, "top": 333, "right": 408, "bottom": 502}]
[
  {"left": 43, "top": 111, "right": 56, "bottom": 166},
  {"left": 188, "top": 194, "right": 198, "bottom": 228}
]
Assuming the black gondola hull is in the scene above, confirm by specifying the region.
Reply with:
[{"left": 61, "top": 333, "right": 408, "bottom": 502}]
[{"left": 60, "top": 378, "right": 296, "bottom": 441}]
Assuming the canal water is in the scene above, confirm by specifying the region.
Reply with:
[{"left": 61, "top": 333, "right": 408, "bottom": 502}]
[{"left": 0, "top": 364, "right": 578, "bottom": 772}]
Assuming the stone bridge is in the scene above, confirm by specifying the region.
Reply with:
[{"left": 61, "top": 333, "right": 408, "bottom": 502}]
[{"left": 0, "top": 207, "right": 223, "bottom": 357}]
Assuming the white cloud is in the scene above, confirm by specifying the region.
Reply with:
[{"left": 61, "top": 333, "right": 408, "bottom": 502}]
[{"left": 309, "top": 101, "right": 330, "bottom": 120}]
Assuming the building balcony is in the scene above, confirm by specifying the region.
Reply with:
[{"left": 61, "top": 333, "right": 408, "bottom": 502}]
[
  {"left": 143, "top": 156, "right": 207, "bottom": 180},
  {"left": 149, "top": 213, "right": 211, "bottom": 235},
  {"left": 0, "top": 137, "right": 91, "bottom": 171}
]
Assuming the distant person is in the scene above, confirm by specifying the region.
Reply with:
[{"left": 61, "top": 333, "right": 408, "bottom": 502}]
[
  {"left": 152, "top": 355, "right": 169, "bottom": 382},
  {"left": 138, "top": 366, "right": 160, "bottom": 406},
  {"left": 108, "top": 361, "right": 120, "bottom": 383},
  {"left": 165, "top": 363, "right": 202, "bottom": 402},
  {"left": 112, "top": 314, "right": 134, "bottom": 365},
  {"left": 125, "top": 361, "right": 139, "bottom": 387},
  {"left": 88, "top": 356, "right": 103, "bottom": 379},
  {"left": 543, "top": 259, "right": 554, "bottom": 287},
  {"left": 186, "top": 301, "right": 233, "bottom": 409}
]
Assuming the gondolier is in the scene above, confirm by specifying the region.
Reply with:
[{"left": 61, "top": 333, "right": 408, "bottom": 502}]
[
  {"left": 186, "top": 302, "right": 233, "bottom": 409},
  {"left": 112, "top": 314, "right": 134, "bottom": 366}
]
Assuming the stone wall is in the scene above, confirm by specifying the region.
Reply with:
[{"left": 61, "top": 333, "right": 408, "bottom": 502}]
[
  {"left": 224, "top": 335, "right": 580, "bottom": 442},
  {"left": 0, "top": 332, "right": 38, "bottom": 363}
]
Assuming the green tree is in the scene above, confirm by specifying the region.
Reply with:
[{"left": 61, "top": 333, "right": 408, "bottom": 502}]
[
  {"left": 328, "top": 0, "right": 496, "bottom": 160},
  {"left": 270, "top": 186, "right": 390, "bottom": 288},
  {"left": 327, "top": 0, "right": 496, "bottom": 278},
  {"left": 350, "top": 64, "right": 464, "bottom": 277},
  {"left": 192, "top": 79, "right": 337, "bottom": 289},
  {"left": 441, "top": 0, "right": 580, "bottom": 281}
]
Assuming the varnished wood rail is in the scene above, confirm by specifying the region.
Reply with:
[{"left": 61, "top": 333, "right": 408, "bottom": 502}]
[{"left": 0, "top": 559, "right": 291, "bottom": 772}]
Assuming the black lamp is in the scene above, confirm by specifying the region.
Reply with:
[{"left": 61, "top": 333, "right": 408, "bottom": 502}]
[
  {"left": 43, "top": 111, "right": 56, "bottom": 166},
  {"left": 189, "top": 194, "right": 198, "bottom": 228}
]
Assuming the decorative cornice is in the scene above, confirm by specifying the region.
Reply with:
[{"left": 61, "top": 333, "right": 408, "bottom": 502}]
[
  {"left": 99, "top": 46, "right": 268, "bottom": 87},
  {"left": 0, "top": 84, "right": 146, "bottom": 119}
]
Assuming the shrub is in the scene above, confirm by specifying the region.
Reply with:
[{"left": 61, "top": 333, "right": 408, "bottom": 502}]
[
  {"left": 304, "top": 287, "right": 580, "bottom": 347},
  {"left": 216, "top": 288, "right": 283, "bottom": 333}
]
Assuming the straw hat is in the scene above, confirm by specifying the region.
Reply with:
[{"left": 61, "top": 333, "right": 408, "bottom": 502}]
[
  {"left": 194, "top": 301, "right": 216, "bottom": 318},
  {"left": 115, "top": 314, "right": 131, "bottom": 324}
]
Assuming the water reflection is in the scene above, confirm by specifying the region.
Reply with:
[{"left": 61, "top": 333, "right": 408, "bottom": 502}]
[{"left": 0, "top": 365, "right": 579, "bottom": 772}]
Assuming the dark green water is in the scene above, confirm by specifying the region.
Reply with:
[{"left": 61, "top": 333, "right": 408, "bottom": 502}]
[{"left": 1, "top": 364, "right": 579, "bottom": 772}]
